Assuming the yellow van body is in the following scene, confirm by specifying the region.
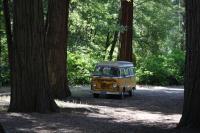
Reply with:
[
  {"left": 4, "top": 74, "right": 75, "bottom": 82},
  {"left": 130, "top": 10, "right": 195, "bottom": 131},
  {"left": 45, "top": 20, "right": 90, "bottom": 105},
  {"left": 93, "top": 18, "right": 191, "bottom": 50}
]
[{"left": 91, "top": 61, "right": 136, "bottom": 98}]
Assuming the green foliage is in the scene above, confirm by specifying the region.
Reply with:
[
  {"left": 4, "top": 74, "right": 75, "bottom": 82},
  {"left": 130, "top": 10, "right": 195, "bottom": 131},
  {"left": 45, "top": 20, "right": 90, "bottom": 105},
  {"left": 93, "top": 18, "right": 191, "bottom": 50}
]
[
  {"left": 67, "top": 49, "right": 100, "bottom": 84},
  {"left": 68, "top": 0, "right": 120, "bottom": 52},
  {"left": 0, "top": 0, "right": 185, "bottom": 86},
  {"left": 67, "top": 0, "right": 120, "bottom": 84},
  {"left": 0, "top": 3, "right": 10, "bottom": 86},
  {"left": 133, "top": 0, "right": 185, "bottom": 85},
  {"left": 0, "top": 34, "right": 10, "bottom": 86},
  {"left": 136, "top": 50, "right": 185, "bottom": 85},
  {"left": 134, "top": 0, "right": 184, "bottom": 56}
]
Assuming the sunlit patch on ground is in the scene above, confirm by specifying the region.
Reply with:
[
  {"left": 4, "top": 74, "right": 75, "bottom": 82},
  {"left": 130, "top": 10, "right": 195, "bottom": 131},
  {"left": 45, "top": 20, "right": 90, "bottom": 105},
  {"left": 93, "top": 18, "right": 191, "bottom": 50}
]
[{"left": 56, "top": 100, "right": 181, "bottom": 127}]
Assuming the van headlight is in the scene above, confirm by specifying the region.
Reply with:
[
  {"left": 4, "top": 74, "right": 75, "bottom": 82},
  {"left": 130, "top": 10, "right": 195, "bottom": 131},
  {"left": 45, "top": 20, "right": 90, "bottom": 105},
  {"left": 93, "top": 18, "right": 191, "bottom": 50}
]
[
  {"left": 93, "top": 83, "right": 96, "bottom": 87},
  {"left": 113, "top": 83, "right": 117, "bottom": 88}
]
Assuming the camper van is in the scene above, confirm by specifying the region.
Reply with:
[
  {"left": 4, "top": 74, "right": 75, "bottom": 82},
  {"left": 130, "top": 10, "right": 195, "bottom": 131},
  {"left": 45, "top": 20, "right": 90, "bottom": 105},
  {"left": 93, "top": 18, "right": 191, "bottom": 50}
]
[{"left": 91, "top": 61, "right": 136, "bottom": 99}]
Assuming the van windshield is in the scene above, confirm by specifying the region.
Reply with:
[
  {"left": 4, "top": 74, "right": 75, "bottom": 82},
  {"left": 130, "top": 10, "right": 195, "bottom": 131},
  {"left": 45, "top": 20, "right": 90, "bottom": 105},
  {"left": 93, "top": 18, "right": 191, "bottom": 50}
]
[{"left": 93, "top": 66, "right": 120, "bottom": 77}]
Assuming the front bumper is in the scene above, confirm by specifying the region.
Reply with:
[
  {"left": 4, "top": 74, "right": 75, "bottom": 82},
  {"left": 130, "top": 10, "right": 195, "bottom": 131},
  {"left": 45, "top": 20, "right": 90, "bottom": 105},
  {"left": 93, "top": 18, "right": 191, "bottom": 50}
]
[{"left": 91, "top": 90, "right": 121, "bottom": 95}]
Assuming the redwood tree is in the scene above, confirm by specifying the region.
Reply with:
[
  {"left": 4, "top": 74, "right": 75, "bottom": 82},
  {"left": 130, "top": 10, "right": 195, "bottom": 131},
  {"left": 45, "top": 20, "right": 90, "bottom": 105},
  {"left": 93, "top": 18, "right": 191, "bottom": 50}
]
[
  {"left": 9, "top": 0, "right": 58, "bottom": 112},
  {"left": 179, "top": 0, "right": 200, "bottom": 128},
  {"left": 45, "top": 0, "right": 71, "bottom": 99},
  {"left": 119, "top": 0, "right": 133, "bottom": 62}
]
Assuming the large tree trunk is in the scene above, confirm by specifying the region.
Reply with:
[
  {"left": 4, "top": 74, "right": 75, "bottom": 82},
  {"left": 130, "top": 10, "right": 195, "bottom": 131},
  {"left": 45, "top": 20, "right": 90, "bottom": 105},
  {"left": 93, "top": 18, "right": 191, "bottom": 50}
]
[
  {"left": 45, "top": 0, "right": 71, "bottom": 99},
  {"left": 118, "top": 0, "right": 133, "bottom": 62},
  {"left": 178, "top": 0, "right": 200, "bottom": 128},
  {"left": 3, "top": 0, "right": 13, "bottom": 86},
  {"left": 9, "top": 0, "right": 59, "bottom": 113}
]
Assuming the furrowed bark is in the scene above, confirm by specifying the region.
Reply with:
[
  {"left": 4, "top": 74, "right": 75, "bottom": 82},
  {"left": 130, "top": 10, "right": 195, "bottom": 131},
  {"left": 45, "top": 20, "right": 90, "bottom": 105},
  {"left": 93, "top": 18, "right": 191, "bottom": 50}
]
[
  {"left": 119, "top": 0, "right": 133, "bottom": 62},
  {"left": 45, "top": 0, "right": 71, "bottom": 99},
  {"left": 178, "top": 0, "right": 200, "bottom": 128},
  {"left": 9, "top": 0, "right": 59, "bottom": 113}
]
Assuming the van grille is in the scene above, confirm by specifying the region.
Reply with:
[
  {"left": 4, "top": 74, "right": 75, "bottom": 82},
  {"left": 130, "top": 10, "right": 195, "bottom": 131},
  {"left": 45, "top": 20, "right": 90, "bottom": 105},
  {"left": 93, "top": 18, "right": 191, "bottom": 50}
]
[{"left": 101, "top": 83, "right": 112, "bottom": 89}]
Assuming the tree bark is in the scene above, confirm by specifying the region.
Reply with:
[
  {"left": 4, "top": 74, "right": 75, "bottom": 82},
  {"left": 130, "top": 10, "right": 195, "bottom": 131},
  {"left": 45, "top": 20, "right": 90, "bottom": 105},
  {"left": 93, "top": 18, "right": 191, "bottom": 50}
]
[
  {"left": 119, "top": 0, "right": 133, "bottom": 62},
  {"left": 178, "top": 0, "right": 200, "bottom": 128},
  {"left": 45, "top": 0, "right": 71, "bottom": 99},
  {"left": 9, "top": 0, "right": 59, "bottom": 113}
]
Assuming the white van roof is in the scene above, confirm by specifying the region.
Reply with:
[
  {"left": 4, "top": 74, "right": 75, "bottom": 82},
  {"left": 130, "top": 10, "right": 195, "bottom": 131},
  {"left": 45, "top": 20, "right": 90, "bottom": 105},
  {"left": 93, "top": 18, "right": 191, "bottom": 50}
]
[{"left": 97, "top": 61, "right": 134, "bottom": 68}]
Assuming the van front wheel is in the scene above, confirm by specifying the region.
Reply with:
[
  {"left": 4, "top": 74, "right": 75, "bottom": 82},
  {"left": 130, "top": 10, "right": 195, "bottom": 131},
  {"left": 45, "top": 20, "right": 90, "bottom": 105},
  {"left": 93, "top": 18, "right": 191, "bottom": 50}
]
[
  {"left": 132, "top": 87, "right": 136, "bottom": 90},
  {"left": 128, "top": 89, "right": 133, "bottom": 96},
  {"left": 119, "top": 92, "right": 124, "bottom": 99},
  {"left": 93, "top": 93, "right": 99, "bottom": 98}
]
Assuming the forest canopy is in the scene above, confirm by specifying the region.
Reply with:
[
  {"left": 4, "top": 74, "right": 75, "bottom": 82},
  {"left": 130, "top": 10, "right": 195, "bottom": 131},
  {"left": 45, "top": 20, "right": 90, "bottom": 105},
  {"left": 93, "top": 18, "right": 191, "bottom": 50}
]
[{"left": 0, "top": 0, "right": 185, "bottom": 86}]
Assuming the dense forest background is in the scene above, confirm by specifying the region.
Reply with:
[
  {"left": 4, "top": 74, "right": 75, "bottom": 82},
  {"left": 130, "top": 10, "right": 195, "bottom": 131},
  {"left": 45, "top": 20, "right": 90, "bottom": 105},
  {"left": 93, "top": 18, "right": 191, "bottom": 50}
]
[{"left": 0, "top": 0, "right": 185, "bottom": 86}]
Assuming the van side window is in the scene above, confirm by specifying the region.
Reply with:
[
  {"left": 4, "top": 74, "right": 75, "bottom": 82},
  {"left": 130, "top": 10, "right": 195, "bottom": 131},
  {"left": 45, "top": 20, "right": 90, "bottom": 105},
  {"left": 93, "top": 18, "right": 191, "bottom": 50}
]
[
  {"left": 124, "top": 68, "right": 129, "bottom": 76},
  {"left": 120, "top": 68, "right": 125, "bottom": 77},
  {"left": 110, "top": 67, "right": 120, "bottom": 77},
  {"left": 128, "top": 67, "right": 134, "bottom": 76}
]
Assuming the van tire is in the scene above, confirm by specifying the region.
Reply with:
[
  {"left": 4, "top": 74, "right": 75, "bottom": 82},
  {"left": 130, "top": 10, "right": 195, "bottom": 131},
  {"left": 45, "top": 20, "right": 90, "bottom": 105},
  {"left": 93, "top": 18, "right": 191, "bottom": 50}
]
[
  {"left": 93, "top": 93, "right": 99, "bottom": 98},
  {"left": 128, "top": 89, "right": 133, "bottom": 96},
  {"left": 119, "top": 92, "right": 124, "bottom": 99},
  {"left": 132, "top": 87, "right": 136, "bottom": 90}
]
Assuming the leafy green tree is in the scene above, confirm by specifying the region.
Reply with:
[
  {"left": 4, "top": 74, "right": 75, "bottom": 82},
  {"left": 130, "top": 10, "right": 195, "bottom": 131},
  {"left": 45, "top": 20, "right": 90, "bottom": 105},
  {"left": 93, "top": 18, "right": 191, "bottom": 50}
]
[
  {"left": 1, "top": 0, "right": 185, "bottom": 86},
  {"left": 67, "top": 0, "right": 121, "bottom": 84},
  {"left": 2, "top": 0, "right": 13, "bottom": 88},
  {"left": 1, "top": 0, "right": 10, "bottom": 86},
  {"left": 134, "top": 0, "right": 185, "bottom": 85}
]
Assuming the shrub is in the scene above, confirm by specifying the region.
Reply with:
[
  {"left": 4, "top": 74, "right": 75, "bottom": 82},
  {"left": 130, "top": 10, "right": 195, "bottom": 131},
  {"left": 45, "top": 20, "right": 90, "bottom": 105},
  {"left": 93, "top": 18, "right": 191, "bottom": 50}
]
[
  {"left": 136, "top": 50, "right": 185, "bottom": 85},
  {"left": 67, "top": 51, "right": 98, "bottom": 85}
]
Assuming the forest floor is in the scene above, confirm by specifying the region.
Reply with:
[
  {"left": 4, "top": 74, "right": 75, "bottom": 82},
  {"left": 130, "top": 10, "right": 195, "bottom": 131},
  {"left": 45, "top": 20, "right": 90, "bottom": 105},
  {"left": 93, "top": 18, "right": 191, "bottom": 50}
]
[{"left": 0, "top": 85, "right": 199, "bottom": 133}]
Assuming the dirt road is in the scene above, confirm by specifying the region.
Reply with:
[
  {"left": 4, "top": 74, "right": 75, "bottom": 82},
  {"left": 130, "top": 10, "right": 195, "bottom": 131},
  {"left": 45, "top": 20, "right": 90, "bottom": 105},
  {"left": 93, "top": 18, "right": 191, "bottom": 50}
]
[{"left": 0, "top": 85, "right": 196, "bottom": 133}]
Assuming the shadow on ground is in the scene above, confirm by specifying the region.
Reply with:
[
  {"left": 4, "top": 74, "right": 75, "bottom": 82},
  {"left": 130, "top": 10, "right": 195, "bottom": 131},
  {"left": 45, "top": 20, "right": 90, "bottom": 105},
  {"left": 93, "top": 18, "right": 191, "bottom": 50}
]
[
  {"left": 1, "top": 85, "right": 197, "bottom": 133},
  {"left": 0, "top": 110, "right": 199, "bottom": 133}
]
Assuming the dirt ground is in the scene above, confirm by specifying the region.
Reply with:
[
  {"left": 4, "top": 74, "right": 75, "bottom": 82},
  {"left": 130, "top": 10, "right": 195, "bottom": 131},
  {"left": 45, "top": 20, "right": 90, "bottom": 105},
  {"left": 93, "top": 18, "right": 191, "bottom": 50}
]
[{"left": 0, "top": 85, "right": 199, "bottom": 133}]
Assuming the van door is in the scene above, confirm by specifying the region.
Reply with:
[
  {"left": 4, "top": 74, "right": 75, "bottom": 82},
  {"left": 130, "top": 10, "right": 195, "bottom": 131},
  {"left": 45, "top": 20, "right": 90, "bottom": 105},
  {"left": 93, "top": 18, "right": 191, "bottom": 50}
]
[
  {"left": 120, "top": 68, "right": 126, "bottom": 92},
  {"left": 128, "top": 67, "right": 136, "bottom": 88},
  {"left": 124, "top": 67, "right": 131, "bottom": 91}
]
